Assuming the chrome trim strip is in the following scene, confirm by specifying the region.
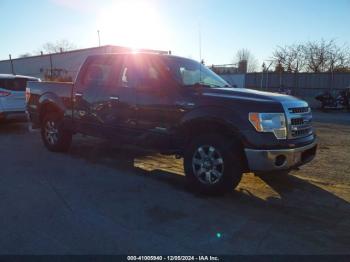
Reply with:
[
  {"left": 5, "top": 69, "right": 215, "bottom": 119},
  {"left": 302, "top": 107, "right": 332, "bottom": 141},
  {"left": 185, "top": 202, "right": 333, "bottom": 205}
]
[{"left": 202, "top": 93, "right": 272, "bottom": 103}]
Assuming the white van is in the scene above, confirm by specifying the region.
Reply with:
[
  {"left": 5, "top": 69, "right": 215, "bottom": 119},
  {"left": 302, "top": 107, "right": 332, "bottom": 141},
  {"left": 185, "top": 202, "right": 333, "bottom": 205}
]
[{"left": 0, "top": 74, "right": 40, "bottom": 121}]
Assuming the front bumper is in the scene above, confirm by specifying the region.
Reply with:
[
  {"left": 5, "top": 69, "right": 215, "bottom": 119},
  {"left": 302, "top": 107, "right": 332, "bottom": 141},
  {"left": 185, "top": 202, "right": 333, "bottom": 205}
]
[{"left": 244, "top": 139, "right": 317, "bottom": 172}]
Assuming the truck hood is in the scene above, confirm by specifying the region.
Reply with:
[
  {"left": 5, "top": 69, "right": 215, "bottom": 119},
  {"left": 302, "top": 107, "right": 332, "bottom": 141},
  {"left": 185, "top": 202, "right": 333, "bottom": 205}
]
[{"left": 201, "top": 88, "right": 302, "bottom": 104}]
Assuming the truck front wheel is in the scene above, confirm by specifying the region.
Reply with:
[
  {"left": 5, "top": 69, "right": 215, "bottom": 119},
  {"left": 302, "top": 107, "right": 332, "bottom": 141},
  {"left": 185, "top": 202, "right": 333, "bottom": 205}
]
[
  {"left": 184, "top": 134, "right": 243, "bottom": 194},
  {"left": 41, "top": 112, "right": 72, "bottom": 152}
]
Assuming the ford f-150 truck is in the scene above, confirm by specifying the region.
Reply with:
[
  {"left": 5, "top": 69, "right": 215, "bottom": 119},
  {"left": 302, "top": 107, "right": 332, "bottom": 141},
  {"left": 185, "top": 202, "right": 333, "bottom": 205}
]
[{"left": 27, "top": 53, "right": 317, "bottom": 194}]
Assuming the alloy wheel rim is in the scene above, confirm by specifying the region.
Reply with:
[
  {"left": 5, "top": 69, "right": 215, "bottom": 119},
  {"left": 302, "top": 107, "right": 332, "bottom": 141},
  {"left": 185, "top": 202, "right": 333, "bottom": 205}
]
[
  {"left": 45, "top": 120, "right": 59, "bottom": 145},
  {"left": 192, "top": 145, "right": 224, "bottom": 184}
]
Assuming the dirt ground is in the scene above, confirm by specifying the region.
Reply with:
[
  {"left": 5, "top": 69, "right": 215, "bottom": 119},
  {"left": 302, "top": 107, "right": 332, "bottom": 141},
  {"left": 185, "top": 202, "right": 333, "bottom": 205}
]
[
  {"left": 0, "top": 111, "right": 349, "bottom": 254},
  {"left": 135, "top": 112, "right": 350, "bottom": 201}
]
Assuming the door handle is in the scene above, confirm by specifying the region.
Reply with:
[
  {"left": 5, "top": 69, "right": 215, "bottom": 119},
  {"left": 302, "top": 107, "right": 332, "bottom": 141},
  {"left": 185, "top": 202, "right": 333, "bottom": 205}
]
[
  {"left": 110, "top": 96, "right": 120, "bottom": 101},
  {"left": 175, "top": 101, "right": 195, "bottom": 107},
  {"left": 75, "top": 92, "right": 83, "bottom": 97}
]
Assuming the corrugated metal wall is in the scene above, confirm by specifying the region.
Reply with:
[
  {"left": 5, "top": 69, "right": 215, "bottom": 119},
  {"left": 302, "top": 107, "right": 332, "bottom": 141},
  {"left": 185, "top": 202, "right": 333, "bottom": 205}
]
[
  {"left": 221, "top": 74, "right": 245, "bottom": 88},
  {"left": 224, "top": 72, "right": 350, "bottom": 107}
]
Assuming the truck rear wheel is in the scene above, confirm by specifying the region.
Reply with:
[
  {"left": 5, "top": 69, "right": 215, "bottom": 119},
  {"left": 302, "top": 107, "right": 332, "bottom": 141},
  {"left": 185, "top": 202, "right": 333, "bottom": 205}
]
[
  {"left": 184, "top": 134, "right": 243, "bottom": 194},
  {"left": 41, "top": 112, "right": 72, "bottom": 152}
]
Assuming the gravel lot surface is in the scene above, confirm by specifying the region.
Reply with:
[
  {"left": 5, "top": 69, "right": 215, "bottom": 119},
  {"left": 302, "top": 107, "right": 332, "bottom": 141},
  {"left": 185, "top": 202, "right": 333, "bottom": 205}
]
[{"left": 0, "top": 111, "right": 349, "bottom": 254}]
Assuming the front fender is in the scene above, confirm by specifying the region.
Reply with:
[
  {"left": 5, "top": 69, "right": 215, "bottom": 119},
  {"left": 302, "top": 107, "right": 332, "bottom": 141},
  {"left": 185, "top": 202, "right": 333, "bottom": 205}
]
[
  {"left": 180, "top": 106, "right": 249, "bottom": 133},
  {"left": 176, "top": 106, "right": 252, "bottom": 148}
]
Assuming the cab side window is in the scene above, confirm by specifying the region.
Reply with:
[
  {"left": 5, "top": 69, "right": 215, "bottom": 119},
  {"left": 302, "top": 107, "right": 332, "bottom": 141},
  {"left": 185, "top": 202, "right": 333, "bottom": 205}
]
[
  {"left": 120, "top": 57, "right": 141, "bottom": 88},
  {"left": 121, "top": 66, "right": 131, "bottom": 88},
  {"left": 139, "top": 58, "right": 161, "bottom": 83},
  {"left": 84, "top": 65, "right": 109, "bottom": 85},
  {"left": 79, "top": 56, "right": 122, "bottom": 93},
  {"left": 120, "top": 55, "right": 167, "bottom": 91},
  {"left": 83, "top": 59, "right": 115, "bottom": 87}
]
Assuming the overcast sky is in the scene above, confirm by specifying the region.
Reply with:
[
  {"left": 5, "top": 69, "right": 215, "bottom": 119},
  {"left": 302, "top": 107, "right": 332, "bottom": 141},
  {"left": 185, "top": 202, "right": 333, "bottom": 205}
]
[{"left": 1, "top": 0, "right": 349, "bottom": 66}]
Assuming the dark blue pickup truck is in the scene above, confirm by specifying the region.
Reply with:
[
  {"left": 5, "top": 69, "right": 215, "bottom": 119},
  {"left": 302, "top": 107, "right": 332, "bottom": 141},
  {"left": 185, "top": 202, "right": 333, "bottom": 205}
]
[{"left": 27, "top": 52, "right": 317, "bottom": 194}]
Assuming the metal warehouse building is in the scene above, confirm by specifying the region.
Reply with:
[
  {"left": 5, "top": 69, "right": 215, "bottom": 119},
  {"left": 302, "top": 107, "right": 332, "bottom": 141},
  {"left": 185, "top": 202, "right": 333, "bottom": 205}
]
[{"left": 0, "top": 45, "right": 168, "bottom": 81}]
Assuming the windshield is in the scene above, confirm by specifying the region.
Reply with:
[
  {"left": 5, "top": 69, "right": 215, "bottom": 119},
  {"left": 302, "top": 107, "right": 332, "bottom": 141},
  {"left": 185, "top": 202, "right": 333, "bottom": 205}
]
[{"left": 164, "top": 56, "right": 231, "bottom": 88}]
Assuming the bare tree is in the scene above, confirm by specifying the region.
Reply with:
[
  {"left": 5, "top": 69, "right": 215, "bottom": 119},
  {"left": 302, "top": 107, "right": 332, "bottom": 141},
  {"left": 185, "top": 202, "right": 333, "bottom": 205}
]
[
  {"left": 18, "top": 53, "right": 32, "bottom": 58},
  {"left": 233, "top": 48, "right": 258, "bottom": 72},
  {"left": 37, "top": 39, "right": 76, "bottom": 54},
  {"left": 272, "top": 39, "right": 350, "bottom": 73},
  {"left": 327, "top": 41, "right": 350, "bottom": 72},
  {"left": 272, "top": 44, "right": 305, "bottom": 72},
  {"left": 303, "top": 39, "right": 329, "bottom": 72},
  {"left": 303, "top": 39, "right": 350, "bottom": 72}
]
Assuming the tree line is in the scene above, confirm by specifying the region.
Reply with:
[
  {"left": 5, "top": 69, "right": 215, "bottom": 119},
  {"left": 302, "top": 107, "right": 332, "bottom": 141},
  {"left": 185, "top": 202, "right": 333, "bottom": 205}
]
[
  {"left": 18, "top": 39, "right": 76, "bottom": 58},
  {"left": 272, "top": 39, "right": 350, "bottom": 73},
  {"left": 234, "top": 39, "right": 350, "bottom": 73},
  {"left": 17, "top": 38, "right": 350, "bottom": 74}
]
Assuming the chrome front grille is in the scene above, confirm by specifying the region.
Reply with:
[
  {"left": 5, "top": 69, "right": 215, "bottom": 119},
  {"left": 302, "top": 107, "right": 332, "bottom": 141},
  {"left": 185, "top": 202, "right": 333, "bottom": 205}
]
[
  {"left": 282, "top": 101, "right": 313, "bottom": 139},
  {"left": 291, "top": 118, "right": 304, "bottom": 126},
  {"left": 291, "top": 128, "right": 312, "bottom": 137},
  {"left": 288, "top": 107, "right": 313, "bottom": 138},
  {"left": 288, "top": 107, "right": 310, "bottom": 114}
]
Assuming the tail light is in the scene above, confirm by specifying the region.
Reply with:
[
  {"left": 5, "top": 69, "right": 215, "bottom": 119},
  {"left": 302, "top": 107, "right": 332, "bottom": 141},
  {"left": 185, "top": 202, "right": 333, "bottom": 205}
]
[
  {"left": 0, "top": 90, "right": 11, "bottom": 97},
  {"left": 25, "top": 87, "right": 31, "bottom": 103}
]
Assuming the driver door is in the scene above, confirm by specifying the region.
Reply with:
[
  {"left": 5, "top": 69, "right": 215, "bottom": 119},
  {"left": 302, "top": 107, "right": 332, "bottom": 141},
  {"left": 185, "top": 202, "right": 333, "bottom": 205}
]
[{"left": 126, "top": 54, "right": 187, "bottom": 149}]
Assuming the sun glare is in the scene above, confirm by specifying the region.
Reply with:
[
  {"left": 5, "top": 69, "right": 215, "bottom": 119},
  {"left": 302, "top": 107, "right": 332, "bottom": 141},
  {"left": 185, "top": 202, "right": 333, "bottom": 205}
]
[{"left": 96, "top": 1, "right": 168, "bottom": 50}]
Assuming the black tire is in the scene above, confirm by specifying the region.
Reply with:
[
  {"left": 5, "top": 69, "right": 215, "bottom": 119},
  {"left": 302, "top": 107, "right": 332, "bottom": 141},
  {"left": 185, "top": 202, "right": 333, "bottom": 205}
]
[
  {"left": 184, "top": 134, "right": 243, "bottom": 195},
  {"left": 41, "top": 112, "right": 72, "bottom": 152}
]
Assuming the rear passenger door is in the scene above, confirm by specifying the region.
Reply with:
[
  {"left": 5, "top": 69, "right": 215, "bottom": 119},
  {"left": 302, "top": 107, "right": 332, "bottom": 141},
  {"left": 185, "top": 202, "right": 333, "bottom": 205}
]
[
  {"left": 98, "top": 56, "right": 138, "bottom": 140},
  {"left": 73, "top": 56, "right": 122, "bottom": 137},
  {"left": 73, "top": 55, "right": 137, "bottom": 140}
]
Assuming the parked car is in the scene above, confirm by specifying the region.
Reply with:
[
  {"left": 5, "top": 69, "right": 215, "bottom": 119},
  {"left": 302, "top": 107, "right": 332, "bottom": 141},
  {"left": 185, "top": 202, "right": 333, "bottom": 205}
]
[
  {"left": 0, "top": 74, "right": 40, "bottom": 121},
  {"left": 27, "top": 53, "right": 317, "bottom": 194}
]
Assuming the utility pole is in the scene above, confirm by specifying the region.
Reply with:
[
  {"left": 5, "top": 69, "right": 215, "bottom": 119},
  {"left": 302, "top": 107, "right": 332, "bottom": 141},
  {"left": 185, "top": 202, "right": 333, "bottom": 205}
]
[
  {"left": 198, "top": 23, "right": 202, "bottom": 81},
  {"left": 198, "top": 24, "right": 202, "bottom": 63},
  {"left": 97, "top": 30, "right": 101, "bottom": 47},
  {"left": 265, "top": 60, "right": 274, "bottom": 89},
  {"left": 49, "top": 54, "right": 53, "bottom": 80},
  {"left": 261, "top": 62, "right": 266, "bottom": 89},
  {"left": 9, "top": 54, "right": 15, "bottom": 75}
]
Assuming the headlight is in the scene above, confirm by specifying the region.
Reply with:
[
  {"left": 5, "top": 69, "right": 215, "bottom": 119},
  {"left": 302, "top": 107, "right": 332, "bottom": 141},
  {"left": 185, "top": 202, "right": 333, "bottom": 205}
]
[{"left": 249, "top": 112, "right": 287, "bottom": 139}]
